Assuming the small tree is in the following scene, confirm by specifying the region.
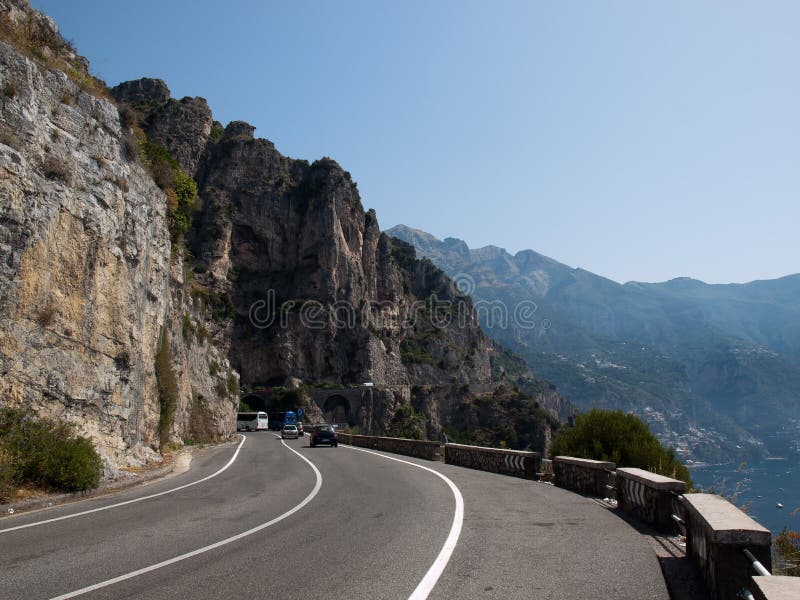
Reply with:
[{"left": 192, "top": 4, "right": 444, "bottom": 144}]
[
  {"left": 550, "top": 408, "right": 691, "bottom": 486},
  {"left": 774, "top": 527, "right": 800, "bottom": 576}
]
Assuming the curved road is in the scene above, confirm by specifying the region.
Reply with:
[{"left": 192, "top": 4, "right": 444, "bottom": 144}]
[{"left": 0, "top": 434, "right": 669, "bottom": 599}]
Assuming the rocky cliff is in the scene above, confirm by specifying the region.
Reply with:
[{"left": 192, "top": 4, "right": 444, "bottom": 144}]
[
  {"left": 111, "top": 80, "right": 569, "bottom": 447},
  {"left": 0, "top": 0, "right": 236, "bottom": 475},
  {"left": 0, "top": 0, "right": 564, "bottom": 469}
]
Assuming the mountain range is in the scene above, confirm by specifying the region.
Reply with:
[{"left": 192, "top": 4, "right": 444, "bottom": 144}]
[{"left": 387, "top": 225, "right": 800, "bottom": 461}]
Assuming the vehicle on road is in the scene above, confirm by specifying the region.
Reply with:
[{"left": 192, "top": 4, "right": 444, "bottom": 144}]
[
  {"left": 269, "top": 410, "right": 297, "bottom": 430},
  {"left": 281, "top": 424, "right": 299, "bottom": 439},
  {"left": 297, "top": 421, "right": 304, "bottom": 436},
  {"left": 310, "top": 424, "right": 338, "bottom": 447},
  {"left": 237, "top": 411, "right": 269, "bottom": 432}
]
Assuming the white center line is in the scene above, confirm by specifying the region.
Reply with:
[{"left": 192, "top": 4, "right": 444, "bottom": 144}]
[
  {"left": 49, "top": 435, "right": 322, "bottom": 600},
  {"left": 0, "top": 435, "right": 248, "bottom": 535},
  {"left": 341, "top": 444, "right": 464, "bottom": 600}
]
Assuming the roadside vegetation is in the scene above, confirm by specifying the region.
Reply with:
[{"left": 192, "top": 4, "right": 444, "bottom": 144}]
[
  {"left": 550, "top": 408, "right": 691, "bottom": 486},
  {"left": 774, "top": 527, "right": 800, "bottom": 576},
  {"left": 155, "top": 329, "right": 178, "bottom": 449},
  {"left": 0, "top": 9, "right": 110, "bottom": 99},
  {"left": 0, "top": 408, "right": 103, "bottom": 502},
  {"left": 772, "top": 527, "right": 800, "bottom": 577},
  {"left": 138, "top": 138, "right": 199, "bottom": 244}
]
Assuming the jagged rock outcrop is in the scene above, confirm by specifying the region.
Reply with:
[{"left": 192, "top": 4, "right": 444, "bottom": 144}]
[
  {"left": 0, "top": 1, "right": 236, "bottom": 474},
  {"left": 114, "top": 77, "right": 565, "bottom": 449},
  {"left": 0, "top": 0, "right": 565, "bottom": 466}
]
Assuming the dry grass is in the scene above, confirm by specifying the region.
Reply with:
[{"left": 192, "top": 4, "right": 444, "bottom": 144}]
[
  {"left": 0, "top": 123, "right": 22, "bottom": 149},
  {"left": 42, "top": 154, "right": 72, "bottom": 183},
  {"left": 34, "top": 302, "right": 58, "bottom": 327},
  {"left": 90, "top": 153, "right": 107, "bottom": 170},
  {"left": 107, "top": 174, "right": 129, "bottom": 192},
  {"left": 2, "top": 80, "right": 16, "bottom": 98},
  {"left": 0, "top": 12, "right": 112, "bottom": 101}
]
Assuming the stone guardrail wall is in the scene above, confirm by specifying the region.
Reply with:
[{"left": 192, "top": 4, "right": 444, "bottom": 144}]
[
  {"left": 551, "top": 457, "right": 793, "bottom": 599},
  {"left": 335, "top": 435, "right": 793, "bottom": 599},
  {"left": 682, "top": 493, "right": 772, "bottom": 600},
  {"left": 616, "top": 467, "right": 686, "bottom": 533},
  {"left": 553, "top": 456, "right": 615, "bottom": 497},
  {"left": 337, "top": 433, "right": 441, "bottom": 461},
  {"left": 751, "top": 575, "right": 800, "bottom": 600},
  {"left": 444, "top": 443, "right": 540, "bottom": 479}
]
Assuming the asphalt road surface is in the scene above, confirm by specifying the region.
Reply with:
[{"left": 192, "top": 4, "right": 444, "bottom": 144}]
[{"left": 0, "top": 433, "right": 669, "bottom": 599}]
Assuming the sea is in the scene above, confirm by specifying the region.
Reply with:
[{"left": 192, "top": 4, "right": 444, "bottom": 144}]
[{"left": 689, "top": 456, "right": 800, "bottom": 536}]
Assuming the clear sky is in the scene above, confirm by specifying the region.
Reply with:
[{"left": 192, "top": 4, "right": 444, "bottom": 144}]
[{"left": 32, "top": 0, "right": 799, "bottom": 284}]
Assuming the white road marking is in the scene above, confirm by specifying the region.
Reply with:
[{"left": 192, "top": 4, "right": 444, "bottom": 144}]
[
  {"left": 341, "top": 445, "right": 464, "bottom": 600},
  {"left": 0, "top": 435, "right": 247, "bottom": 535},
  {"left": 48, "top": 435, "right": 322, "bottom": 600}
]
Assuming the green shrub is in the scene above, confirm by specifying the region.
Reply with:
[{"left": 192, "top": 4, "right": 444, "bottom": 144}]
[
  {"left": 388, "top": 404, "right": 427, "bottom": 440},
  {"left": 550, "top": 408, "right": 691, "bottom": 485},
  {"left": 0, "top": 448, "right": 13, "bottom": 502},
  {"left": 155, "top": 329, "right": 179, "bottom": 448},
  {"left": 227, "top": 373, "right": 239, "bottom": 396},
  {"left": 182, "top": 313, "right": 193, "bottom": 341},
  {"left": 139, "top": 139, "right": 199, "bottom": 243},
  {"left": 774, "top": 528, "right": 800, "bottom": 576},
  {"left": 0, "top": 408, "right": 102, "bottom": 493},
  {"left": 400, "top": 338, "right": 434, "bottom": 365}
]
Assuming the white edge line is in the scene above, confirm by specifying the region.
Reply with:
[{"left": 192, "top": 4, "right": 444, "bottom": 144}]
[
  {"left": 341, "top": 444, "right": 464, "bottom": 600},
  {"left": 0, "top": 435, "right": 247, "bottom": 535},
  {"left": 49, "top": 434, "right": 322, "bottom": 600}
]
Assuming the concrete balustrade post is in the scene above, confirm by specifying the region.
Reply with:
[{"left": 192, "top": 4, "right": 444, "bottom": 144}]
[
  {"left": 682, "top": 493, "right": 771, "bottom": 600},
  {"left": 443, "top": 443, "right": 540, "bottom": 478},
  {"left": 751, "top": 576, "right": 800, "bottom": 600},
  {"left": 553, "top": 456, "right": 615, "bottom": 497},
  {"left": 615, "top": 468, "right": 686, "bottom": 532}
]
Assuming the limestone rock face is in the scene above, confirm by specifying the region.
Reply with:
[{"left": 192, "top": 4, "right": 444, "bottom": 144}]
[
  {"left": 103, "top": 74, "right": 563, "bottom": 449},
  {"left": 112, "top": 81, "right": 213, "bottom": 176},
  {"left": 0, "top": 40, "right": 170, "bottom": 470},
  {"left": 0, "top": 7, "right": 235, "bottom": 474},
  {"left": 0, "top": 0, "right": 563, "bottom": 465},
  {"left": 109, "top": 78, "right": 171, "bottom": 106}
]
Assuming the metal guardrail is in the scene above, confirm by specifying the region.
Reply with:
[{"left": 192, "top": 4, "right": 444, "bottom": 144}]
[
  {"left": 670, "top": 491, "right": 686, "bottom": 535},
  {"left": 604, "top": 468, "right": 617, "bottom": 500},
  {"left": 738, "top": 546, "right": 772, "bottom": 600},
  {"left": 743, "top": 547, "right": 771, "bottom": 577}
]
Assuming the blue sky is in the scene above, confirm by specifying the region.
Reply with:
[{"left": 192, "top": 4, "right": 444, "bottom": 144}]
[{"left": 32, "top": 0, "right": 799, "bottom": 284}]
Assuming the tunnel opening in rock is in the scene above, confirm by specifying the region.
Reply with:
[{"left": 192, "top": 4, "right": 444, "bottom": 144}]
[
  {"left": 240, "top": 394, "right": 274, "bottom": 413},
  {"left": 323, "top": 394, "right": 351, "bottom": 425}
]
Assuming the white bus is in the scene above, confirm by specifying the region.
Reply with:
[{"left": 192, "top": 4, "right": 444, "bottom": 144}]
[{"left": 237, "top": 411, "right": 269, "bottom": 431}]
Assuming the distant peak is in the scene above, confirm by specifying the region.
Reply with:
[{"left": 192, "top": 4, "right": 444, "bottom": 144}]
[
  {"left": 471, "top": 245, "right": 510, "bottom": 261},
  {"left": 111, "top": 78, "right": 171, "bottom": 105},
  {"left": 223, "top": 121, "right": 255, "bottom": 141},
  {"left": 386, "top": 224, "right": 441, "bottom": 244}
]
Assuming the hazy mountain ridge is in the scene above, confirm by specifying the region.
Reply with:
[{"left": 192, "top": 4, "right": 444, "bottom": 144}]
[{"left": 387, "top": 225, "right": 800, "bottom": 460}]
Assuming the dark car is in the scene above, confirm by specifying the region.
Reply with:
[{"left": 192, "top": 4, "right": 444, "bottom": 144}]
[{"left": 310, "top": 424, "right": 338, "bottom": 447}]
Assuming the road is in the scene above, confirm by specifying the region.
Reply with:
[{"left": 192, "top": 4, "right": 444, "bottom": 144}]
[{"left": 0, "top": 433, "right": 669, "bottom": 599}]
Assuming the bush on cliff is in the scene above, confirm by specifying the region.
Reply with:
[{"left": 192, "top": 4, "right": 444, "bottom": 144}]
[
  {"left": 0, "top": 408, "right": 103, "bottom": 494},
  {"left": 155, "top": 329, "right": 179, "bottom": 449},
  {"left": 139, "top": 139, "right": 199, "bottom": 243},
  {"left": 388, "top": 404, "right": 427, "bottom": 440},
  {"left": 550, "top": 408, "right": 691, "bottom": 485}
]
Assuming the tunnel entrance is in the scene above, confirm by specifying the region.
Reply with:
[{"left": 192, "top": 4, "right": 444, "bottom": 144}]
[
  {"left": 323, "top": 394, "right": 351, "bottom": 425},
  {"left": 240, "top": 394, "right": 275, "bottom": 413}
]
